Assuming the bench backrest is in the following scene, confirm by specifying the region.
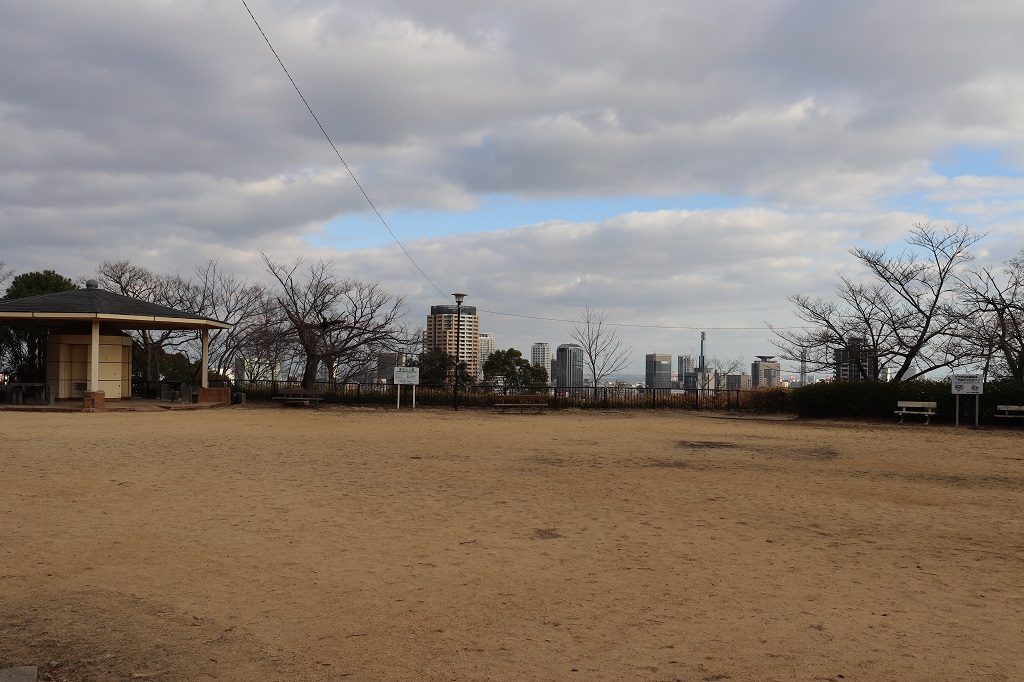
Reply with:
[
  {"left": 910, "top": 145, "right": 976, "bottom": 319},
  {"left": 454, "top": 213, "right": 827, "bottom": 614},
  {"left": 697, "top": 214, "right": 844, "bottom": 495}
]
[
  {"left": 897, "top": 400, "right": 937, "bottom": 408},
  {"left": 996, "top": 404, "right": 1024, "bottom": 411},
  {"left": 279, "top": 388, "right": 325, "bottom": 397},
  {"left": 510, "top": 394, "right": 549, "bottom": 402}
]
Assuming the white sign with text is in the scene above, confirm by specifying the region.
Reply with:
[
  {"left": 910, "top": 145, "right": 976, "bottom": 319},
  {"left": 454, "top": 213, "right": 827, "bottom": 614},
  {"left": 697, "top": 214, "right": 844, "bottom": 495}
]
[
  {"left": 394, "top": 367, "right": 420, "bottom": 385},
  {"left": 951, "top": 373, "right": 983, "bottom": 395}
]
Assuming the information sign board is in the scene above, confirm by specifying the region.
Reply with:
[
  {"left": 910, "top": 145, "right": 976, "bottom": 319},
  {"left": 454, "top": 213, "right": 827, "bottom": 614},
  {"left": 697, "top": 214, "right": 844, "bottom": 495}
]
[
  {"left": 951, "top": 373, "right": 983, "bottom": 395},
  {"left": 394, "top": 367, "right": 420, "bottom": 385}
]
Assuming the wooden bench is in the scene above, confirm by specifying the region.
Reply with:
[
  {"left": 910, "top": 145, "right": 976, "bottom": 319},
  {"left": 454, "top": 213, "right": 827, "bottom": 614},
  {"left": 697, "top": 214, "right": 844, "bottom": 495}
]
[
  {"left": 273, "top": 388, "right": 326, "bottom": 407},
  {"left": 894, "top": 400, "right": 937, "bottom": 424},
  {"left": 494, "top": 394, "right": 549, "bottom": 414},
  {"left": 994, "top": 404, "right": 1024, "bottom": 420}
]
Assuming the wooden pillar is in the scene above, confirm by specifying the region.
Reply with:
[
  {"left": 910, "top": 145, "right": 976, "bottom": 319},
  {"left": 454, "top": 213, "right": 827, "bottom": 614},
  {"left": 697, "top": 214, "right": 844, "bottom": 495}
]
[
  {"left": 90, "top": 319, "right": 100, "bottom": 392},
  {"left": 201, "top": 327, "right": 210, "bottom": 389}
]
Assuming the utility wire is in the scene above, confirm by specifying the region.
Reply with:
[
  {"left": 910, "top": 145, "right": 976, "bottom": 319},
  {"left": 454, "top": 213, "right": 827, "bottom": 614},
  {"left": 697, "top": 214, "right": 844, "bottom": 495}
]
[
  {"left": 478, "top": 309, "right": 808, "bottom": 331},
  {"left": 239, "top": 1, "right": 810, "bottom": 333},
  {"left": 240, "top": 0, "right": 447, "bottom": 300}
]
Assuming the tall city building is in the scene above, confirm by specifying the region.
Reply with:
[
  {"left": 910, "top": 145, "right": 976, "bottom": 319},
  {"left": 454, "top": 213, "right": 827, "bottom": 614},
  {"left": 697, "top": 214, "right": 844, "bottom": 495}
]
[
  {"left": 376, "top": 352, "right": 404, "bottom": 383},
  {"left": 751, "top": 355, "right": 781, "bottom": 387},
  {"left": 678, "top": 354, "right": 694, "bottom": 376},
  {"left": 725, "top": 373, "right": 753, "bottom": 390},
  {"left": 677, "top": 355, "right": 697, "bottom": 389},
  {"left": 478, "top": 333, "right": 496, "bottom": 376},
  {"left": 531, "top": 342, "right": 552, "bottom": 369},
  {"left": 645, "top": 353, "right": 672, "bottom": 389},
  {"left": 531, "top": 342, "right": 553, "bottom": 385},
  {"left": 425, "top": 304, "right": 481, "bottom": 380},
  {"left": 554, "top": 343, "right": 584, "bottom": 389},
  {"left": 834, "top": 337, "right": 879, "bottom": 381}
]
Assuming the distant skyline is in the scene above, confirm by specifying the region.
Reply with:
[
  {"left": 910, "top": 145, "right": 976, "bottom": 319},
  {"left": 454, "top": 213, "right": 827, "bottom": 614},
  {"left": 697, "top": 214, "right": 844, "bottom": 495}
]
[{"left": 3, "top": 2, "right": 1023, "bottom": 371}]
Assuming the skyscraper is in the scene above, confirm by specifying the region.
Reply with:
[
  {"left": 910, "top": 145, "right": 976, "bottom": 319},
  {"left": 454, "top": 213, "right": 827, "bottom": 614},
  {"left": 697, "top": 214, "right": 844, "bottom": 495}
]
[
  {"left": 834, "top": 337, "right": 879, "bottom": 381},
  {"left": 645, "top": 353, "right": 672, "bottom": 389},
  {"left": 531, "top": 342, "right": 551, "bottom": 369},
  {"left": 678, "top": 354, "right": 694, "bottom": 375},
  {"left": 751, "top": 356, "right": 781, "bottom": 387},
  {"left": 478, "top": 333, "right": 496, "bottom": 376},
  {"left": 532, "top": 342, "right": 553, "bottom": 385},
  {"left": 555, "top": 343, "right": 584, "bottom": 389},
  {"left": 678, "top": 355, "right": 697, "bottom": 389},
  {"left": 425, "top": 304, "right": 481, "bottom": 380}
]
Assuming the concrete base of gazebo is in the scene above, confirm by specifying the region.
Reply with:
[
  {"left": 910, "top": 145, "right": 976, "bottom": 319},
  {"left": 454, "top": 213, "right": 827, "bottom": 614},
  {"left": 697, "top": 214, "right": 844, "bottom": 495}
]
[
  {"left": 198, "top": 387, "right": 231, "bottom": 404},
  {"left": 0, "top": 398, "right": 230, "bottom": 413}
]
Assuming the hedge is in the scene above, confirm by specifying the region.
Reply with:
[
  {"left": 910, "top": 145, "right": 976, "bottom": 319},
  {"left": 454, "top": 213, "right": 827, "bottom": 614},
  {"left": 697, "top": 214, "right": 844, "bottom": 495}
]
[{"left": 789, "top": 379, "right": 1024, "bottom": 424}]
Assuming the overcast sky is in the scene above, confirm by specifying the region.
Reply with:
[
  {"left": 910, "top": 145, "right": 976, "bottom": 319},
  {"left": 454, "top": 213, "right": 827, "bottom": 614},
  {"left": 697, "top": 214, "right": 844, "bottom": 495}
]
[{"left": 2, "top": 1, "right": 1023, "bottom": 372}]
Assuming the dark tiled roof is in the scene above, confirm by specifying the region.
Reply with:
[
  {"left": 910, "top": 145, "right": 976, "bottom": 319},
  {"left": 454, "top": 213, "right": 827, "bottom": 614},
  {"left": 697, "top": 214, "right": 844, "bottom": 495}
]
[{"left": 0, "top": 287, "right": 224, "bottom": 323}]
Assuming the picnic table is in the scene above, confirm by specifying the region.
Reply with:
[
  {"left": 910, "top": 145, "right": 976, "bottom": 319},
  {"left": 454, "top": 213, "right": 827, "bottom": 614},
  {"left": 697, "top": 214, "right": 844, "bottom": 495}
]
[{"left": 4, "top": 382, "right": 53, "bottom": 406}]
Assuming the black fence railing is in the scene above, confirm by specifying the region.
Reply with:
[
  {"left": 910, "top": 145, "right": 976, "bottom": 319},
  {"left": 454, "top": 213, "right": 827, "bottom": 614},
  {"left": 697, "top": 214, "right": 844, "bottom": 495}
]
[{"left": 238, "top": 380, "right": 746, "bottom": 411}]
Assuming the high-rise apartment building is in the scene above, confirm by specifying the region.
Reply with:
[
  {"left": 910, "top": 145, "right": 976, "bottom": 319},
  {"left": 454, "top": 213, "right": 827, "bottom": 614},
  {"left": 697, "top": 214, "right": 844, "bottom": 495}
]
[
  {"left": 645, "top": 353, "right": 672, "bottom": 389},
  {"left": 531, "top": 342, "right": 551, "bottom": 369},
  {"left": 751, "top": 356, "right": 781, "bottom": 387},
  {"left": 677, "top": 354, "right": 696, "bottom": 388},
  {"left": 834, "top": 337, "right": 879, "bottom": 381},
  {"left": 425, "top": 304, "right": 480, "bottom": 380},
  {"left": 531, "top": 342, "right": 553, "bottom": 385},
  {"left": 555, "top": 343, "right": 584, "bottom": 389},
  {"left": 678, "top": 354, "right": 694, "bottom": 375},
  {"left": 478, "top": 333, "right": 496, "bottom": 376},
  {"left": 376, "top": 352, "right": 404, "bottom": 383}
]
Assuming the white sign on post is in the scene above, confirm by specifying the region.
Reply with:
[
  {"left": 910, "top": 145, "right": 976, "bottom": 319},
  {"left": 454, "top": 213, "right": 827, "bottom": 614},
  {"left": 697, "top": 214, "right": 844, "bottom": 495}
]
[
  {"left": 393, "top": 367, "right": 420, "bottom": 410},
  {"left": 951, "top": 373, "right": 983, "bottom": 427},
  {"left": 951, "top": 373, "right": 983, "bottom": 395},
  {"left": 393, "top": 367, "right": 420, "bottom": 385}
]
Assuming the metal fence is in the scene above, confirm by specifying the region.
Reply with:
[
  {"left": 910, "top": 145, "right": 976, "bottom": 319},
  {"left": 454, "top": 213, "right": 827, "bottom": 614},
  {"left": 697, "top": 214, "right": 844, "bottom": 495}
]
[{"left": 238, "top": 380, "right": 745, "bottom": 411}]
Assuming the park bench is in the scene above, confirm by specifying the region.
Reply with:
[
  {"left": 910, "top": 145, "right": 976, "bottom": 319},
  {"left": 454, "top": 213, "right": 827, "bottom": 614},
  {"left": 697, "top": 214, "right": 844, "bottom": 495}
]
[
  {"left": 494, "top": 393, "right": 549, "bottom": 414},
  {"left": 894, "top": 400, "right": 937, "bottom": 425},
  {"left": 273, "top": 388, "right": 325, "bottom": 408},
  {"left": 994, "top": 404, "right": 1024, "bottom": 420}
]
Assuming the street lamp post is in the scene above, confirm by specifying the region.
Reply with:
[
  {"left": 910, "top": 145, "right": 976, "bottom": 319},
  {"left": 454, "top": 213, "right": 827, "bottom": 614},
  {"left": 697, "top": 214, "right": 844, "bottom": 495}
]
[{"left": 452, "top": 292, "right": 466, "bottom": 410}]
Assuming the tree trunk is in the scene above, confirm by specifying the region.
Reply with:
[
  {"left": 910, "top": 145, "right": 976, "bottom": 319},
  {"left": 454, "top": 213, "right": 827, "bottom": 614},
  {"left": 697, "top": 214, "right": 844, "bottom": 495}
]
[{"left": 302, "top": 354, "right": 320, "bottom": 389}]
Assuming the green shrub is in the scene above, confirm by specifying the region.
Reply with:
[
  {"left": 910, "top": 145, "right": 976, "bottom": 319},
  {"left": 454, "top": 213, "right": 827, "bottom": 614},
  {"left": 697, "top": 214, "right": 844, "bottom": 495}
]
[{"left": 789, "top": 379, "right": 1024, "bottom": 424}]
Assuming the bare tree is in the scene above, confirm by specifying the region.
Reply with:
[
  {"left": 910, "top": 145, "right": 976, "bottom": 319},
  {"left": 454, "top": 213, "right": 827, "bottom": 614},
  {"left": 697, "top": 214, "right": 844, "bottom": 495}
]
[
  {"left": 774, "top": 224, "right": 980, "bottom": 381},
  {"left": 567, "top": 306, "right": 633, "bottom": 388},
  {"left": 96, "top": 260, "right": 189, "bottom": 382},
  {"left": 700, "top": 356, "right": 744, "bottom": 390},
  {"left": 180, "top": 260, "right": 268, "bottom": 378},
  {"left": 0, "top": 261, "right": 13, "bottom": 291},
  {"left": 262, "top": 255, "right": 409, "bottom": 389},
  {"left": 320, "top": 280, "right": 408, "bottom": 385},
  {"left": 959, "top": 249, "right": 1024, "bottom": 384}
]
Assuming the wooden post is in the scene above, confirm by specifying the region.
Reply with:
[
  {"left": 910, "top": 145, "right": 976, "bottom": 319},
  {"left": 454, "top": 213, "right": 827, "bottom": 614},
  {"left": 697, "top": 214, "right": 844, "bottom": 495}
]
[
  {"left": 90, "top": 319, "right": 100, "bottom": 392},
  {"left": 201, "top": 328, "right": 210, "bottom": 389}
]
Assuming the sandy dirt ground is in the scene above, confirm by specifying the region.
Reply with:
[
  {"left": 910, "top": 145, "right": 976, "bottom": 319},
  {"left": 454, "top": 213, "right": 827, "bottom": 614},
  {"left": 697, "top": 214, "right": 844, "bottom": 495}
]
[{"left": 1, "top": 406, "right": 1022, "bottom": 681}]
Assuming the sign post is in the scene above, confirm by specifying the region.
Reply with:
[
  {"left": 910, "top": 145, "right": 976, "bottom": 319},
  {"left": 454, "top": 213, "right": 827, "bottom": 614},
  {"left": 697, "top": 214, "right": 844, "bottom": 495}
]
[
  {"left": 951, "top": 373, "right": 983, "bottom": 427},
  {"left": 393, "top": 367, "right": 420, "bottom": 410}
]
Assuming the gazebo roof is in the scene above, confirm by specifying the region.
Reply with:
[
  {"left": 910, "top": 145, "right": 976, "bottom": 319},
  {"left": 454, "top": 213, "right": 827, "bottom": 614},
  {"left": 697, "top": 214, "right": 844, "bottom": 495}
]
[{"left": 0, "top": 282, "right": 230, "bottom": 330}]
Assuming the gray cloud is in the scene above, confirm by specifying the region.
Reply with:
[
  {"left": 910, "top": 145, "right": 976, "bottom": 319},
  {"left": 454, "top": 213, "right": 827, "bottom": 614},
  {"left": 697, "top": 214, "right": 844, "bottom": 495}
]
[{"left": 2, "top": 0, "right": 1023, "bottom": 369}]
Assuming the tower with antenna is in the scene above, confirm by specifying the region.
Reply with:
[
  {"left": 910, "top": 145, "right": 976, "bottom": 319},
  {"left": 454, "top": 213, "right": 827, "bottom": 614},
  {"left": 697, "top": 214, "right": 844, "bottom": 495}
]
[{"left": 698, "top": 331, "right": 706, "bottom": 374}]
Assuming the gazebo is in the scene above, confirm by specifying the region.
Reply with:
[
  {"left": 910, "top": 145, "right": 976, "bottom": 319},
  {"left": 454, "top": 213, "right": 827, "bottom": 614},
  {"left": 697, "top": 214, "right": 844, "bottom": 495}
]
[{"left": 0, "top": 280, "right": 231, "bottom": 407}]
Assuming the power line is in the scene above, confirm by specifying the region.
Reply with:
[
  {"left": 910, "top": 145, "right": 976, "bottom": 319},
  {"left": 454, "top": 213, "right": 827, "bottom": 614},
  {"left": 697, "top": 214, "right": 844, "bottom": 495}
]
[
  {"left": 238, "top": 1, "right": 811, "bottom": 333},
  {"left": 239, "top": 0, "right": 447, "bottom": 300},
  {"left": 478, "top": 308, "right": 809, "bottom": 331}
]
